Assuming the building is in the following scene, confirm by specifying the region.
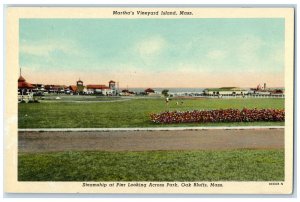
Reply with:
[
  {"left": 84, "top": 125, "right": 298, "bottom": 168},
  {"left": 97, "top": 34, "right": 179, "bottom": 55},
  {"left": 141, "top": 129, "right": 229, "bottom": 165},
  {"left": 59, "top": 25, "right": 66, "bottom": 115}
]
[
  {"left": 67, "top": 79, "right": 87, "bottom": 95},
  {"left": 254, "top": 83, "right": 267, "bottom": 91},
  {"left": 203, "top": 87, "right": 248, "bottom": 96},
  {"left": 44, "top": 85, "right": 67, "bottom": 94},
  {"left": 86, "top": 85, "right": 112, "bottom": 95},
  {"left": 144, "top": 88, "right": 161, "bottom": 96},
  {"left": 69, "top": 79, "right": 116, "bottom": 95},
  {"left": 32, "top": 84, "right": 45, "bottom": 95},
  {"left": 250, "top": 83, "right": 284, "bottom": 96},
  {"left": 76, "top": 79, "right": 86, "bottom": 94},
  {"left": 145, "top": 88, "right": 155, "bottom": 94},
  {"left": 69, "top": 85, "right": 77, "bottom": 94},
  {"left": 18, "top": 75, "right": 35, "bottom": 102},
  {"left": 120, "top": 89, "right": 135, "bottom": 96},
  {"left": 18, "top": 75, "right": 119, "bottom": 96},
  {"left": 18, "top": 75, "right": 34, "bottom": 95},
  {"left": 109, "top": 80, "right": 117, "bottom": 95}
]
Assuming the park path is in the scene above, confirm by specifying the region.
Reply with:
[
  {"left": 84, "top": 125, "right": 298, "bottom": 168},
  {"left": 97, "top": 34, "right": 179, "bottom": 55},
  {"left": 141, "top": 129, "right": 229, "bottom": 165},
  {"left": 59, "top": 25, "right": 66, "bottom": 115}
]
[{"left": 18, "top": 129, "right": 284, "bottom": 153}]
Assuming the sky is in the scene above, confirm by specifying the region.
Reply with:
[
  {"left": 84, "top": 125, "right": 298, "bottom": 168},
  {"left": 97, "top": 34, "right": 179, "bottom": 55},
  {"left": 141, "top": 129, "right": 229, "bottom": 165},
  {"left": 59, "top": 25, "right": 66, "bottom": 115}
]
[{"left": 19, "top": 18, "right": 285, "bottom": 88}]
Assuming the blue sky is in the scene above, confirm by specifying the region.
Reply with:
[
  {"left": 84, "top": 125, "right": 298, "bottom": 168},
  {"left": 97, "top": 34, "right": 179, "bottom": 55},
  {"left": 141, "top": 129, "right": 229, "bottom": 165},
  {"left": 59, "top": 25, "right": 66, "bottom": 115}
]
[{"left": 19, "top": 18, "right": 285, "bottom": 87}]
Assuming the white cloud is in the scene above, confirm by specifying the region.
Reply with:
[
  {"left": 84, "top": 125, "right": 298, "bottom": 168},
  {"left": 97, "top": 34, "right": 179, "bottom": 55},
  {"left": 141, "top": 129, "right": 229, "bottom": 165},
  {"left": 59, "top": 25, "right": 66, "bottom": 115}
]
[
  {"left": 206, "top": 50, "right": 226, "bottom": 60},
  {"left": 21, "top": 44, "right": 53, "bottom": 57},
  {"left": 20, "top": 40, "right": 79, "bottom": 57},
  {"left": 135, "top": 36, "right": 166, "bottom": 57}
]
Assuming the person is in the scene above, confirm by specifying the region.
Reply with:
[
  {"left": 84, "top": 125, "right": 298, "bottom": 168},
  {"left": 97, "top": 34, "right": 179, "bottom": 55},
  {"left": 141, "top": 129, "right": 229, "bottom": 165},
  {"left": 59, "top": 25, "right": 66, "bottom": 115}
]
[{"left": 165, "top": 97, "right": 169, "bottom": 105}]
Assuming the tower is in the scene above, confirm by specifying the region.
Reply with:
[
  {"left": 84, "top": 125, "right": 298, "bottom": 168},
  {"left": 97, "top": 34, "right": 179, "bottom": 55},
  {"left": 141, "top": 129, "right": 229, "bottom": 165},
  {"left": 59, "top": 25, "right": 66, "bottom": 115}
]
[
  {"left": 109, "top": 80, "right": 116, "bottom": 90},
  {"left": 109, "top": 80, "right": 116, "bottom": 95},
  {"left": 76, "top": 78, "right": 84, "bottom": 94},
  {"left": 77, "top": 78, "right": 83, "bottom": 87}
]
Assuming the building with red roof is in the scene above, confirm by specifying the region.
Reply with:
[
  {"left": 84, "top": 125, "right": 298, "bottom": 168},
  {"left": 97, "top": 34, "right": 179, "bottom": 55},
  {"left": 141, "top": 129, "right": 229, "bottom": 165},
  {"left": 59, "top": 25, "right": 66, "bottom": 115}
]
[
  {"left": 69, "top": 85, "right": 78, "bottom": 93},
  {"left": 44, "top": 85, "right": 67, "bottom": 94},
  {"left": 145, "top": 88, "right": 155, "bottom": 94},
  {"left": 18, "top": 76, "right": 34, "bottom": 89},
  {"left": 86, "top": 84, "right": 112, "bottom": 95},
  {"left": 86, "top": 85, "right": 110, "bottom": 90},
  {"left": 18, "top": 75, "right": 34, "bottom": 95}
]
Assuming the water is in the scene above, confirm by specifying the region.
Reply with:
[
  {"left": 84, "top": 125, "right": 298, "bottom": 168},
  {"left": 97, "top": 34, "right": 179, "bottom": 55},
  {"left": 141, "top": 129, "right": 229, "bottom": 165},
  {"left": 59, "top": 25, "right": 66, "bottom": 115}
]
[
  {"left": 121, "top": 88, "right": 206, "bottom": 94},
  {"left": 121, "top": 87, "right": 284, "bottom": 94}
]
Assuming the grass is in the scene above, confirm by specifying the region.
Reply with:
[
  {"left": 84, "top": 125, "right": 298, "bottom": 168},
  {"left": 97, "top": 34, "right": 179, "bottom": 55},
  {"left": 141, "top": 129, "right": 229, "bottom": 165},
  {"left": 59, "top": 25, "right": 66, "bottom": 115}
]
[
  {"left": 18, "top": 98, "right": 284, "bottom": 128},
  {"left": 18, "top": 149, "right": 284, "bottom": 181},
  {"left": 40, "top": 95, "right": 124, "bottom": 102}
]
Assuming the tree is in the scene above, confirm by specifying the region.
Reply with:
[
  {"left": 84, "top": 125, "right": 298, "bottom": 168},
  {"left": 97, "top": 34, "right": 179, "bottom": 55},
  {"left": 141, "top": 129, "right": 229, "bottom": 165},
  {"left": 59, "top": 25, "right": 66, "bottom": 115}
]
[{"left": 162, "top": 89, "right": 169, "bottom": 97}]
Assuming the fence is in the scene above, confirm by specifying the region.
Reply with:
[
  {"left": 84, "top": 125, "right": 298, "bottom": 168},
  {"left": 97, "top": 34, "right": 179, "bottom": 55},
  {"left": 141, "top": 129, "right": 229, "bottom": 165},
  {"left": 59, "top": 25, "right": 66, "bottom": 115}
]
[{"left": 18, "top": 94, "right": 34, "bottom": 103}]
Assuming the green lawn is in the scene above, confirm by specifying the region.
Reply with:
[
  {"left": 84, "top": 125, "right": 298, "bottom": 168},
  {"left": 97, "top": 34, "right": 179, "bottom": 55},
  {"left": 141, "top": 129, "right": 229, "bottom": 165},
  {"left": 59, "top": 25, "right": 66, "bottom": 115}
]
[
  {"left": 39, "top": 95, "right": 124, "bottom": 102},
  {"left": 18, "top": 149, "right": 284, "bottom": 181},
  {"left": 18, "top": 98, "right": 284, "bottom": 128}
]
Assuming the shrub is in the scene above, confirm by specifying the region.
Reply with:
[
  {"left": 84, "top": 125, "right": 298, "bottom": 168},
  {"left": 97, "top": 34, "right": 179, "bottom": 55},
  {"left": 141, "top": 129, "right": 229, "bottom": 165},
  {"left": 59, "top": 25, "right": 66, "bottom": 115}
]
[{"left": 150, "top": 108, "right": 285, "bottom": 124}]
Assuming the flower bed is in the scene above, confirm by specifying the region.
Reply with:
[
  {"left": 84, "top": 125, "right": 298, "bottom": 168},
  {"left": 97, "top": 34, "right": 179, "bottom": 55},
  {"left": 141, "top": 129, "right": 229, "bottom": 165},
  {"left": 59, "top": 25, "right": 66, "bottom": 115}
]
[{"left": 150, "top": 108, "right": 285, "bottom": 124}]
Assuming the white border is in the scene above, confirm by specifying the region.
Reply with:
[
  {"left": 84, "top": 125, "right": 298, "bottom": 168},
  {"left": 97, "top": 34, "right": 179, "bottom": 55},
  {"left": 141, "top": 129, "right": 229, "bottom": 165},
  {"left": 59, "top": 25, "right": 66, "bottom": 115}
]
[
  {"left": 1, "top": 1, "right": 298, "bottom": 201},
  {"left": 5, "top": 7, "right": 294, "bottom": 195}
]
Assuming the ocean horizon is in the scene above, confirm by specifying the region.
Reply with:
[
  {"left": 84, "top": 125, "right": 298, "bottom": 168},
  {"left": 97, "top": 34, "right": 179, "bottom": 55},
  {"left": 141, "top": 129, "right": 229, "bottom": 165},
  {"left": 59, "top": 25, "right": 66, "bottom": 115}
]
[{"left": 119, "top": 87, "right": 285, "bottom": 94}]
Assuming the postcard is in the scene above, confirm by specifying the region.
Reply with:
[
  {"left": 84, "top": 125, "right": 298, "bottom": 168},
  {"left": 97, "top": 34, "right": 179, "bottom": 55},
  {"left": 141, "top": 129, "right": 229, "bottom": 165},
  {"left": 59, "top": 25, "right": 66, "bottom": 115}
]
[{"left": 4, "top": 7, "right": 294, "bottom": 194}]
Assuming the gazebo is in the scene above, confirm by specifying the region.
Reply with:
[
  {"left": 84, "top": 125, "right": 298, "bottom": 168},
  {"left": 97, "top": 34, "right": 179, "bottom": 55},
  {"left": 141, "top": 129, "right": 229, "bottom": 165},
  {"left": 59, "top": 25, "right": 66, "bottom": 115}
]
[
  {"left": 18, "top": 75, "right": 34, "bottom": 95},
  {"left": 144, "top": 88, "right": 155, "bottom": 94}
]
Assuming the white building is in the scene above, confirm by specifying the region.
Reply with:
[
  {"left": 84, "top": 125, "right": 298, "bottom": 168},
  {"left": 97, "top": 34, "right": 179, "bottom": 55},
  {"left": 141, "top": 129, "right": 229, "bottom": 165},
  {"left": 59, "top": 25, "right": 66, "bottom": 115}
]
[{"left": 203, "top": 87, "right": 248, "bottom": 96}]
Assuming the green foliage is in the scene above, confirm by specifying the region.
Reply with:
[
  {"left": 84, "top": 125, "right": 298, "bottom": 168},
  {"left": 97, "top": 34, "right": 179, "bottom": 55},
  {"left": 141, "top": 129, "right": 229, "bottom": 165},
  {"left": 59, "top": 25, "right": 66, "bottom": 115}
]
[
  {"left": 18, "top": 98, "right": 284, "bottom": 128},
  {"left": 18, "top": 149, "right": 284, "bottom": 181}
]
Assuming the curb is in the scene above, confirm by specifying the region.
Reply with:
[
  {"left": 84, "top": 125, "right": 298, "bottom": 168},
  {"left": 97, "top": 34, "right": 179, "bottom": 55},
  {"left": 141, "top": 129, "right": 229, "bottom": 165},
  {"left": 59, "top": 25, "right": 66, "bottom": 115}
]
[{"left": 18, "top": 126, "right": 285, "bottom": 132}]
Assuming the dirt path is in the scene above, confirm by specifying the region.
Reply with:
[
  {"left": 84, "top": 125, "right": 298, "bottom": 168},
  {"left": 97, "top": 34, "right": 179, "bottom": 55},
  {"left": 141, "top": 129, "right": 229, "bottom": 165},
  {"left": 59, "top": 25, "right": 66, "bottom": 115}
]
[{"left": 18, "top": 129, "right": 284, "bottom": 153}]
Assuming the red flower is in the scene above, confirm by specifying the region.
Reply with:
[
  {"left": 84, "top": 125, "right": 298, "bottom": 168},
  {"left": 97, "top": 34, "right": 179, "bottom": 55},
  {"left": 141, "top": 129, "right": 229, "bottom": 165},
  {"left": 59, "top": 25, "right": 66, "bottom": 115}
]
[{"left": 150, "top": 108, "right": 285, "bottom": 124}]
